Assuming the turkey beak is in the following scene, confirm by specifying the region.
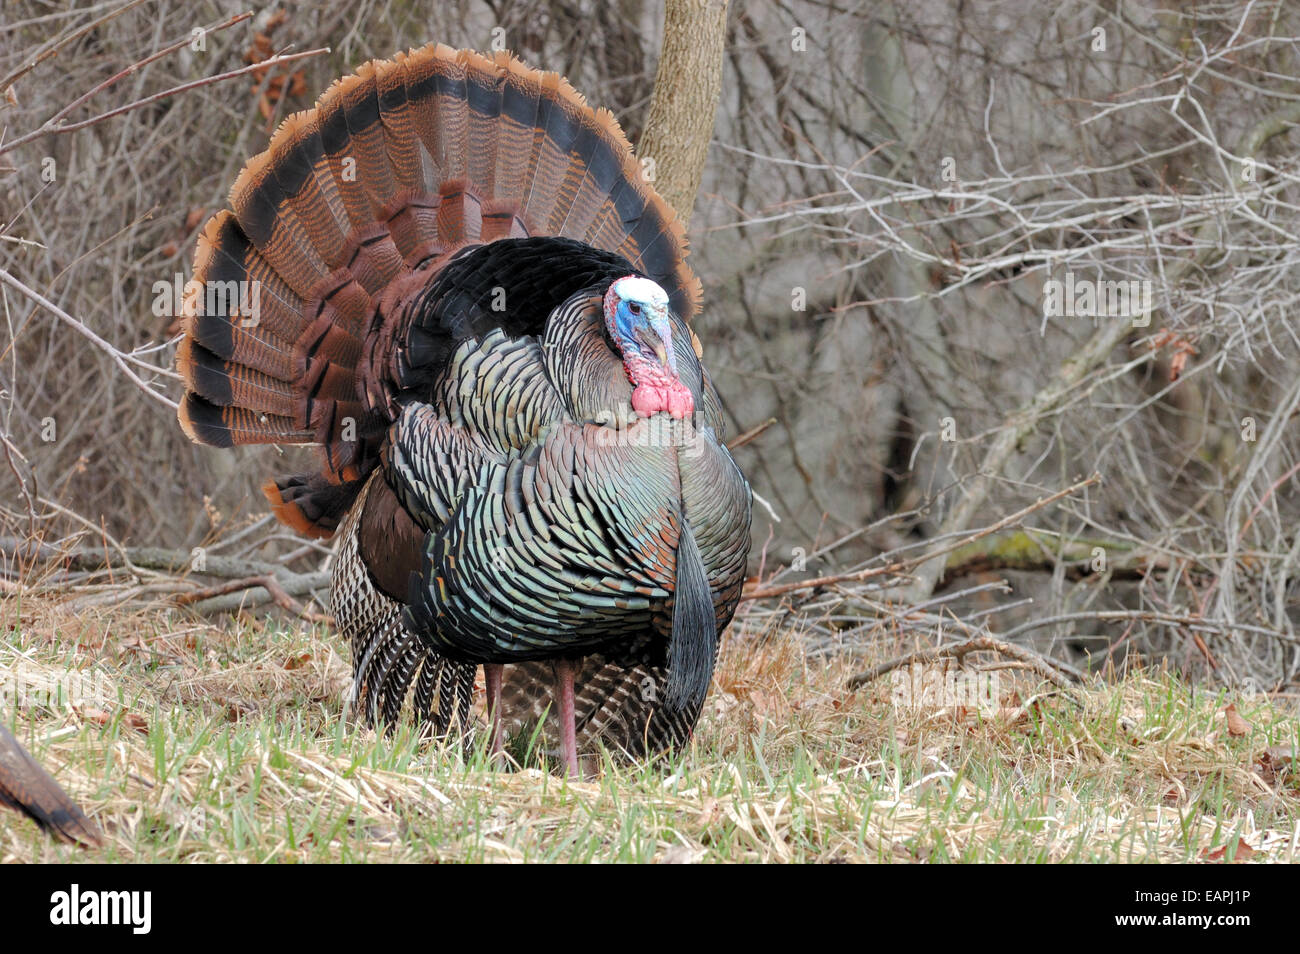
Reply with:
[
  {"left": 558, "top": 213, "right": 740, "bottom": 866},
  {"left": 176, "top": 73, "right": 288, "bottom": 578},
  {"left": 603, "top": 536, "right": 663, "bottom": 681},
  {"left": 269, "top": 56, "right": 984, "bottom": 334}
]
[
  {"left": 652, "top": 315, "right": 677, "bottom": 376},
  {"left": 635, "top": 317, "right": 678, "bottom": 376}
]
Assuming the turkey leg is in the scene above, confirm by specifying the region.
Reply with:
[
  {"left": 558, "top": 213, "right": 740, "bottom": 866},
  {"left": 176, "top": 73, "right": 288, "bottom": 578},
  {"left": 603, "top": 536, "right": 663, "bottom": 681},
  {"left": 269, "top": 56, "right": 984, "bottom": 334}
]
[
  {"left": 554, "top": 659, "right": 580, "bottom": 778},
  {"left": 483, "top": 663, "right": 505, "bottom": 760}
]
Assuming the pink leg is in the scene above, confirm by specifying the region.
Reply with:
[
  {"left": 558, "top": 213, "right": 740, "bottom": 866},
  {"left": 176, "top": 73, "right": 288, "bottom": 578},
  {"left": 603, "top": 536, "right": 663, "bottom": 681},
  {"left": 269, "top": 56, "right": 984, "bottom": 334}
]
[
  {"left": 554, "top": 658, "right": 580, "bottom": 779},
  {"left": 484, "top": 663, "right": 504, "bottom": 759}
]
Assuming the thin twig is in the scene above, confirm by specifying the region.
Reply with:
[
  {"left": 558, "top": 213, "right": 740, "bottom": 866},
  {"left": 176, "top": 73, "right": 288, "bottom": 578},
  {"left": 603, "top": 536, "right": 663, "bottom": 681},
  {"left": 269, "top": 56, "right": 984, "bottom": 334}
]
[
  {"left": 741, "top": 474, "right": 1099, "bottom": 601},
  {"left": 0, "top": 0, "right": 155, "bottom": 93},
  {"left": 727, "top": 417, "right": 777, "bottom": 450},
  {"left": 0, "top": 267, "right": 177, "bottom": 408},
  {"left": 23, "top": 48, "right": 329, "bottom": 145}
]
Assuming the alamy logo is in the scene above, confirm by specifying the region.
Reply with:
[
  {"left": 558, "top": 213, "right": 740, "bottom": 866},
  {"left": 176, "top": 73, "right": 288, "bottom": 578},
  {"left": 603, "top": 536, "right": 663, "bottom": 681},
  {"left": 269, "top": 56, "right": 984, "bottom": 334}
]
[
  {"left": 591, "top": 410, "right": 707, "bottom": 457},
  {"left": 1042, "top": 271, "right": 1152, "bottom": 326},
  {"left": 890, "top": 663, "right": 999, "bottom": 711},
  {"left": 49, "top": 884, "right": 152, "bottom": 934},
  {"left": 0, "top": 662, "right": 111, "bottom": 709},
  {"left": 152, "top": 272, "right": 261, "bottom": 327}
]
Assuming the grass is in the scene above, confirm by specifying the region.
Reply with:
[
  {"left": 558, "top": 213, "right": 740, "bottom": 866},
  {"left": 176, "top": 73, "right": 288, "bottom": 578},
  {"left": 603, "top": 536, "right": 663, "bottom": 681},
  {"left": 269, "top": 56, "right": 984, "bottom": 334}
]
[{"left": 1, "top": 594, "right": 1296, "bottom": 863}]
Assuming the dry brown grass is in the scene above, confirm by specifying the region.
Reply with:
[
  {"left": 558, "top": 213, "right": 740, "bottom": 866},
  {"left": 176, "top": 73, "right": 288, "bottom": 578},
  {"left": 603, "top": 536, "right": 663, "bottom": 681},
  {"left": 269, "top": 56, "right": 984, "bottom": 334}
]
[{"left": 1, "top": 593, "right": 1295, "bottom": 863}]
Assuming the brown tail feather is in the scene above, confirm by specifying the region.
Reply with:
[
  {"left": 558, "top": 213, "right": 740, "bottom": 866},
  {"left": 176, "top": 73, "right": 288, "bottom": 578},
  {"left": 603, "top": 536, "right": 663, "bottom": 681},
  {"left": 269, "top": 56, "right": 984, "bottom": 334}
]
[
  {"left": 372, "top": 58, "right": 424, "bottom": 193},
  {"left": 178, "top": 43, "right": 701, "bottom": 537}
]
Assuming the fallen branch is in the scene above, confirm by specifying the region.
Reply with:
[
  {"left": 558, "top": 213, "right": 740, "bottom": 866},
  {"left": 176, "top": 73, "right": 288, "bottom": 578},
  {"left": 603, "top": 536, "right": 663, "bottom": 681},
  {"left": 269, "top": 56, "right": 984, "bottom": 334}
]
[
  {"left": 1, "top": 536, "right": 331, "bottom": 617},
  {"left": 998, "top": 610, "right": 1300, "bottom": 647},
  {"left": 176, "top": 573, "right": 331, "bottom": 622},
  {"left": 3, "top": 536, "right": 289, "bottom": 580},
  {"left": 941, "top": 529, "right": 1163, "bottom": 581},
  {"left": 846, "top": 635, "right": 1084, "bottom": 690}
]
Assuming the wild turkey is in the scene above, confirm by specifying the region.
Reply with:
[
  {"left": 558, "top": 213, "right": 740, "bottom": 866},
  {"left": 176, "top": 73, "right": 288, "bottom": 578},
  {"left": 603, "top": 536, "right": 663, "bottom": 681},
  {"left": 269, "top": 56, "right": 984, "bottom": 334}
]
[
  {"left": 0, "top": 723, "right": 101, "bottom": 846},
  {"left": 175, "top": 44, "right": 751, "bottom": 775}
]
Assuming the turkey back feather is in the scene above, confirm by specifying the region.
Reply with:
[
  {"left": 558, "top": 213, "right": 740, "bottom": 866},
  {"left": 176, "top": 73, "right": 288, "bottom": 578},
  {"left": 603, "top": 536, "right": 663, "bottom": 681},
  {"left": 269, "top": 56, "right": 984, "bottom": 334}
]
[{"left": 177, "top": 45, "right": 701, "bottom": 539}]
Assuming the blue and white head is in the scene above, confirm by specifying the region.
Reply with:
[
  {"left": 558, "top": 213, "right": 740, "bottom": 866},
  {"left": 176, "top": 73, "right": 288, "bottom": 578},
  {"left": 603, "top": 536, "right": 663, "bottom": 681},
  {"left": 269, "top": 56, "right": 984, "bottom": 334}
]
[
  {"left": 602, "top": 275, "right": 693, "bottom": 418},
  {"left": 602, "top": 275, "right": 676, "bottom": 373}
]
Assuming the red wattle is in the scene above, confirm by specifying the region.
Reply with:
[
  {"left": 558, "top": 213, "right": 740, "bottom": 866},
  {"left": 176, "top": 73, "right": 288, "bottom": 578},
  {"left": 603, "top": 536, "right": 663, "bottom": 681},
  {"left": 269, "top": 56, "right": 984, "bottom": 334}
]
[{"left": 632, "top": 382, "right": 694, "bottom": 419}]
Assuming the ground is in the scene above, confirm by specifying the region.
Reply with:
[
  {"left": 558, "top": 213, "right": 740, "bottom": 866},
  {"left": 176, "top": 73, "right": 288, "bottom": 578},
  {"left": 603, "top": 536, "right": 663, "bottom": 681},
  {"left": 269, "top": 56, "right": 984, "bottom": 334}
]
[{"left": 1, "top": 595, "right": 1296, "bottom": 863}]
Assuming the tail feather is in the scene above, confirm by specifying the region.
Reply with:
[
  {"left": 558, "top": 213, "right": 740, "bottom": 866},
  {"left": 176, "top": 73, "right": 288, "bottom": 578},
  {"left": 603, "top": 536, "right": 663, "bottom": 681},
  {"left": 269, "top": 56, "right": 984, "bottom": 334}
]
[
  {"left": 268, "top": 112, "right": 352, "bottom": 265},
  {"left": 493, "top": 56, "right": 544, "bottom": 206},
  {"left": 230, "top": 141, "right": 330, "bottom": 297},
  {"left": 179, "top": 43, "right": 702, "bottom": 537},
  {"left": 435, "top": 183, "right": 483, "bottom": 246},
  {"left": 405, "top": 43, "right": 469, "bottom": 182},
  {"left": 343, "top": 63, "right": 400, "bottom": 215},
  {"left": 335, "top": 223, "right": 406, "bottom": 296},
  {"left": 179, "top": 339, "right": 296, "bottom": 417},
  {"left": 521, "top": 70, "right": 583, "bottom": 234},
  {"left": 0, "top": 725, "right": 101, "bottom": 847},
  {"left": 480, "top": 200, "right": 530, "bottom": 243},
  {"left": 666, "top": 517, "right": 718, "bottom": 713},
  {"left": 179, "top": 395, "right": 311, "bottom": 448},
  {"left": 465, "top": 55, "right": 504, "bottom": 194},
  {"left": 382, "top": 192, "right": 445, "bottom": 262},
  {"left": 192, "top": 213, "right": 305, "bottom": 347},
  {"left": 373, "top": 58, "right": 423, "bottom": 193}
]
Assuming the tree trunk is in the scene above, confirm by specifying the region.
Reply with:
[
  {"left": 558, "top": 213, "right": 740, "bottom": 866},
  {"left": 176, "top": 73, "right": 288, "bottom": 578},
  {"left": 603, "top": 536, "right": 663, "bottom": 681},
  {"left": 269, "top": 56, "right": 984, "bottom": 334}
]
[{"left": 637, "top": 0, "right": 730, "bottom": 229}]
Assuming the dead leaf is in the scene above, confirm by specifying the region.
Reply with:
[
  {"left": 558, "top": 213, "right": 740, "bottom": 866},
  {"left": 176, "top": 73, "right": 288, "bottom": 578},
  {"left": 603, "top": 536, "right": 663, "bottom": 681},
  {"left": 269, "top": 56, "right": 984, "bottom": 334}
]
[
  {"left": 76, "top": 706, "right": 112, "bottom": 726},
  {"left": 996, "top": 706, "right": 1030, "bottom": 726},
  {"left": 283, "top": 652, "right": 312, "bottom": 670},
  {"left": 1202, "top": 838, "right": 1255, "bottom": 863},
  {"left": 122, "top": 712, "right": 148, "bottom": 734},
  {"left": 1256, "top": 745, "right": 1296, "bottom": 785},
  {"left": 697, "top": 797, "right": 718, "bottom": 827},
  {"left": 76, "top": 706, "right": 147, "bottom": 734},
  {"left": 747, "top": 687, "right": 788, "bottom": 719},
  {"left": 1150, "top": 328, "right": 1198, "bottom": 382},
  {"left": 184, "top": 206, "right": 207, "bottom": 233},
  {"left": 1224, "top": 703, "right": 1252, "bottom": 737}
]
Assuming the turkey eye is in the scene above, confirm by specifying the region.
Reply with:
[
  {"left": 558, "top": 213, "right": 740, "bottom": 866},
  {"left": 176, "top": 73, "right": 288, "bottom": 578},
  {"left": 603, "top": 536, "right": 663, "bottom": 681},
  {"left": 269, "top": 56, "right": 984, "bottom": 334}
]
[{"left": 627, "top": 301, "right": 641, "bottom": 315}]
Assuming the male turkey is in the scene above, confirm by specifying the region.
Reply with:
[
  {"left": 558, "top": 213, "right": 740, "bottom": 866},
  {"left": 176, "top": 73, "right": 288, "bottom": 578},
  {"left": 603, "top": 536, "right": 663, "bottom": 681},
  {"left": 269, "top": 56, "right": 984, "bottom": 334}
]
[
  {"left": 176, "top": 45, "right": 751, "bottom": 776},
  {"left": 0, "top": 723, "right": 101, "bottom": 846}
]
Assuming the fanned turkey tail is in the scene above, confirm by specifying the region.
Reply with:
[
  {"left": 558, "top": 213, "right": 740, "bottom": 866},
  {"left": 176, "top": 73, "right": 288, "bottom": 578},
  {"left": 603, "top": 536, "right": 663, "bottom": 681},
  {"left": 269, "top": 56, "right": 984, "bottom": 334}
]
[{"left": 177, "top": 44, "right": 700, "bottom": 535}]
